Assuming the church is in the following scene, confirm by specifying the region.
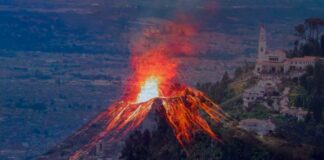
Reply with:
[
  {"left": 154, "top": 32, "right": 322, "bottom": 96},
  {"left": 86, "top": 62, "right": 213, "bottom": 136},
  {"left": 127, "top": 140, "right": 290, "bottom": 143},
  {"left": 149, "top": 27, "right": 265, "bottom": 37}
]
[{"left": 254, "top": 26, "right": 319, "bottom": 78}]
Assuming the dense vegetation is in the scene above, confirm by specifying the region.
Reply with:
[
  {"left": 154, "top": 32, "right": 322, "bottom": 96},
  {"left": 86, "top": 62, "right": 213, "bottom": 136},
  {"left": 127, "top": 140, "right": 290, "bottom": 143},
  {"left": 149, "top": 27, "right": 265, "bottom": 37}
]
[
  {"left": 290, "top": 18, "right": 324, "bottom": 57},
  {"left": 289, "top": 63, "right": 324, "bottom": 123}
]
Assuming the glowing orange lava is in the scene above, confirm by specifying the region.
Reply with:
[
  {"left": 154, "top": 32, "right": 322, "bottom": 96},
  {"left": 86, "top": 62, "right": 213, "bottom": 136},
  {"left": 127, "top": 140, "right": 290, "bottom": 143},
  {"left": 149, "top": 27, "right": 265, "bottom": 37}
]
[{"left": 69, "top": 18, "right": 227, "bottom": 160}]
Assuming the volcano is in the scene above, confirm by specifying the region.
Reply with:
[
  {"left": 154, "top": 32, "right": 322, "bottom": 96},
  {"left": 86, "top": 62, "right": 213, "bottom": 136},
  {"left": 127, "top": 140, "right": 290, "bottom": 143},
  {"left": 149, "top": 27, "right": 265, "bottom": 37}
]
[
  {"left": 70, "top": 83, "right": 228, "bottom": 159},
  {"left": 39, "top": 18, "right": 229, "bottom": 160},
  {"left": 38, "top": 84, "right": 228, "bottom": 160}
]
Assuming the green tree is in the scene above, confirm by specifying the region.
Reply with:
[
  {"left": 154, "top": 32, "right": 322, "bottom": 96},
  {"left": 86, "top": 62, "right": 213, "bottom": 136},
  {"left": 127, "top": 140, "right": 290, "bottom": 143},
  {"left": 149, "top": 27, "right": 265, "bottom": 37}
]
[
  {"left": 321, "top": 34, "right": 324, "bottom": 56},
  {"left": 234, "top": 67, "right": 243, "bottom": 78},
  {"left": 120, "top": 130, "right": 152, "bottom": 160},
  {"left": 221, "top": 72, "right": 230, "bottom": 85},
  {"left": 310, "top": 95, "right": 322, "bottom": 123}
]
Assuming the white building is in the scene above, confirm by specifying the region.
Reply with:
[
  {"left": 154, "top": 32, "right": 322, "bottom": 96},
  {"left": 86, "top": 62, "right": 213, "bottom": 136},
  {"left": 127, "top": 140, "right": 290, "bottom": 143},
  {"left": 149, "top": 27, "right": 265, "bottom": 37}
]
[
  {"left": 243, "top": 79, "right": 279, "bottom": 107},
  {"left": 280, "top": 107, "right": 308, "bottom": 121},
  {"left": 254, "top": 26, "right": 319, "bottom": 77},
  {"left": 242, "top": 26, "right": 313, "bottom": 120},
  {"left": 243, "top": 87, "right": 265, "bottom": 107}
]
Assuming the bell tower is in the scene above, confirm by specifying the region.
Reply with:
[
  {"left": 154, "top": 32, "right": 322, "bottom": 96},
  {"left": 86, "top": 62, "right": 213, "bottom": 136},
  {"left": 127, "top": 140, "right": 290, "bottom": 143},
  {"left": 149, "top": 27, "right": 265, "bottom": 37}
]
[
  {"left": 254, "top": 25, "right": 267, "bottom": 75},
  {"left": 258, "top": 25, "right": 267, "bottom": 61}
]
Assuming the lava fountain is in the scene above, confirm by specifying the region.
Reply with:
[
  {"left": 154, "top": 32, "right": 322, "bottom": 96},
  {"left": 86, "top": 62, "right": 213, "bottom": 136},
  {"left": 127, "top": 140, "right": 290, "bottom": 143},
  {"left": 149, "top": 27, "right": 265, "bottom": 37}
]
[{"left": 69, "top": 19, "right": 228, "bottom": 160}]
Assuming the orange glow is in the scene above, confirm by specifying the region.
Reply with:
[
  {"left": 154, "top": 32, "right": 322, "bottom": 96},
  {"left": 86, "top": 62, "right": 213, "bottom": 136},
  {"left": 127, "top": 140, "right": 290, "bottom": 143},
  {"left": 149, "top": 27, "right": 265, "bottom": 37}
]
[
  {"left": 123, "top": 19, "right": 198, "bottom": 103},
  {"left": 69, "top": 18, "right": 227, "bottom": 160}
]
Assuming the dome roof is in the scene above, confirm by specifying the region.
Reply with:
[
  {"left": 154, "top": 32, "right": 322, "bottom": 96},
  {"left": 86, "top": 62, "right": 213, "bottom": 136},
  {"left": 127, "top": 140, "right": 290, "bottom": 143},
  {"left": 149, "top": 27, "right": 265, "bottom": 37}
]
[{"left": 272, "top": 49, "right": 286, "bottom": 56}]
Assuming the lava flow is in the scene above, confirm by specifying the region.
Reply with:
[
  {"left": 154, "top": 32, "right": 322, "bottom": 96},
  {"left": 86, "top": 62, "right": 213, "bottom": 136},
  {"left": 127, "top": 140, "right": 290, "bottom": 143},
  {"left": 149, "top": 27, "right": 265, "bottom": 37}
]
[{"left": 70, "top": 19, "right": 227, "bottom": 160}]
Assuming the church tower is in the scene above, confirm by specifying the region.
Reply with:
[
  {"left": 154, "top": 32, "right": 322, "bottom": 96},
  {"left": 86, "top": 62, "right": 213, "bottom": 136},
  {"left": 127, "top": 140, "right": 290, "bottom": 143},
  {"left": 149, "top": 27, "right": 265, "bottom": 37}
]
[
  {"left": 257, "top": 25, "right": 267, "bottom": 61},
  {"left": 254, "top": 25, "right": 267, "bottom": 75}
]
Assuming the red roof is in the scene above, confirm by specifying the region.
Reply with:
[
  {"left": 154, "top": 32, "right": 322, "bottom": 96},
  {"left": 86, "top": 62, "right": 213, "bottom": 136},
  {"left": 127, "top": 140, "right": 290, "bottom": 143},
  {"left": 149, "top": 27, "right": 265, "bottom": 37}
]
[{"left": 288, "top": 56, "right": 318, "bottom": 62}]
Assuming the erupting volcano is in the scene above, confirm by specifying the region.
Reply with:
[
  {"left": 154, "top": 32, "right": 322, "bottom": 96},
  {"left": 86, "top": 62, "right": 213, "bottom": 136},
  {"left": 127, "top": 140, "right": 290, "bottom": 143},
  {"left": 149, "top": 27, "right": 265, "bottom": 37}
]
[{"left": 69, "top": 19, "right": 228, "bottom": 160}]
